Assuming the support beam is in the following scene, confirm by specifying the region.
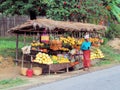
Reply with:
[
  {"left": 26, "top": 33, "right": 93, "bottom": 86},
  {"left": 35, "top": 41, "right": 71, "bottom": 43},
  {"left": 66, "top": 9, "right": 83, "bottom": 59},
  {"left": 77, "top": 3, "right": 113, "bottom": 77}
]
[{"left": 15, "top": 34, "right": 19, "bottom": 65}]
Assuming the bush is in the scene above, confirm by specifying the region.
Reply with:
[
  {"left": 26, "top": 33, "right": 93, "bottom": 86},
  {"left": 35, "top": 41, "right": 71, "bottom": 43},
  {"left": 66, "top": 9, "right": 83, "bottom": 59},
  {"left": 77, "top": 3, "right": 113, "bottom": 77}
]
[{"left": 105, "top": 23, "right": 120, "bottom": 39}]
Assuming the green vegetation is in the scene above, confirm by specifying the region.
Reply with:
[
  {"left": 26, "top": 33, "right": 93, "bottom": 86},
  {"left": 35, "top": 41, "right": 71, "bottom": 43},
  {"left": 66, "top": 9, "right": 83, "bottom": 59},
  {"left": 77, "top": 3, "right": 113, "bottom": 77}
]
[
  {"left": 95, "top": 45, "right": 120, "bottom": 66},
  {"left": 0, "top": 40, "right": 23, "bottom": 58},
  {"left": 0, "top": 0, "right": 111, "bottom": 22},
  {"left": 0, "top": 78, "right": 27, "bottom": 90},
  {"left": 0, "top": 36, "right": 32, "bottom": 58},
  {"left": 46, "top": 0, "right": 109, "bottom": 22},
  {"left": 1, "top": 0, "right": 120, "bottom": 23},
  {"left": 101, "top": 45, "right": 120, "bottom": 61},
  {"left": 105, "top": 23, "right": 120, "bottom": 39}
]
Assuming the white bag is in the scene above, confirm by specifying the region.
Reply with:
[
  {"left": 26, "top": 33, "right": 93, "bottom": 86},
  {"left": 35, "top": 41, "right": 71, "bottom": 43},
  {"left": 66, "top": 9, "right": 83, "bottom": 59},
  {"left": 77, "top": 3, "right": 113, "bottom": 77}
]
[{"left": 21, "top": 46, "right": 31, "bottom": 54}]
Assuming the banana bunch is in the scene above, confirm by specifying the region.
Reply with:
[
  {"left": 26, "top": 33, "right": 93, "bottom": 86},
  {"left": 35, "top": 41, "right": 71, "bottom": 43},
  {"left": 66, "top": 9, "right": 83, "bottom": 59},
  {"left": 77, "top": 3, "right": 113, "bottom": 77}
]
[
  {"left": 60, "top": 36, "right": 75, "bottom": 46},
  {"left": 31, "top": 41, "right": 44, "bottom": 47},
  {"left": 51, "top": 55, "right": 70, "bottom": 64},
  {"left": 34, "top": 52, "right": 53, "bottom": 64},
  {"left": 89, "top": 38, "right": 99, "bottom": 43},
  {"left": 76, "top": 38, "right": 84, "bottom": 45},
  {"left": 59, "top": 47, "right": 69, "bottom": 51},
  {"left": 91, "top": 47, "right": 104, "bottom": 60},
  {"left": 57, "top": 57, "right": 70, "bottom": 63}
]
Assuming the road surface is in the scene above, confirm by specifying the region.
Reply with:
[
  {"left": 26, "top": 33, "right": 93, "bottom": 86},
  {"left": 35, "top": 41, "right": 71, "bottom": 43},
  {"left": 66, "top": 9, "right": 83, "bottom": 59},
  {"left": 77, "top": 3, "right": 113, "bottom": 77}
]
[{"left": 28, "top": 65, "right": 120, "bottom": 90}]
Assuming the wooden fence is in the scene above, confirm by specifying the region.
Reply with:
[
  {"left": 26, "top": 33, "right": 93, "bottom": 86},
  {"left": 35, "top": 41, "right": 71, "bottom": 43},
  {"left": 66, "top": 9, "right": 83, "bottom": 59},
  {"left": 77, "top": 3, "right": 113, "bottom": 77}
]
[{"left": 0, "top": 15, "right": 29, "bottom": 37}]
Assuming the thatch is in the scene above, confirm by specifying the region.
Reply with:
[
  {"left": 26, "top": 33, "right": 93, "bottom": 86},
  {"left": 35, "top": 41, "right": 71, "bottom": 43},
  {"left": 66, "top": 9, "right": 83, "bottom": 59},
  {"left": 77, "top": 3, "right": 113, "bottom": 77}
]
[{"left": 8, "top": 18, "right": 107, "bottom": 35}]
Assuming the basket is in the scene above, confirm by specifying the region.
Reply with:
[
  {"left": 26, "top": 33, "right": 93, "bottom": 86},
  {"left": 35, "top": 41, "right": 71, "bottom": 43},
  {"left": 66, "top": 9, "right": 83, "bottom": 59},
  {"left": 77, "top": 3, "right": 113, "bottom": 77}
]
[
  {"left": 32, "top": 67, "right": 42, "bottom": 76},
  {"left": 20, "top": 67, "right": 28, "bottom": 76},
  {"left": 50, "top": 40, "right": 62, "bottom": 50}
]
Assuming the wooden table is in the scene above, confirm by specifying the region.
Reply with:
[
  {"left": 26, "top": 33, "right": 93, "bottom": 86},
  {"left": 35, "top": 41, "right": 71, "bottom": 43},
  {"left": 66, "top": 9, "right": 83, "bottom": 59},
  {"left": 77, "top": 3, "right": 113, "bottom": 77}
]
[
  {"left": 22, "top": 54, "right": 71, "bottom": 74},
  {"left": 48, "top": 63, "right": 70, "bottom": 74}
]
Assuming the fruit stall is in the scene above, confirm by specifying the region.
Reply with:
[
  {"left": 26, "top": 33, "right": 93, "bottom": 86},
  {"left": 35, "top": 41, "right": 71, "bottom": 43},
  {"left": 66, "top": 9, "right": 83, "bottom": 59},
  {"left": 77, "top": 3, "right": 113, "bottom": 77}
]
[{"left": 8, "top": 18, "right": 106, "bottom": 74}]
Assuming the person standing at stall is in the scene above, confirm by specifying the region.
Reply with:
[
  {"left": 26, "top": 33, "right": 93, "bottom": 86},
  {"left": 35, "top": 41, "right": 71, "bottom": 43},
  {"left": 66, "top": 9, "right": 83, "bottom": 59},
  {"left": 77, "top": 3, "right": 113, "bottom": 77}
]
[{"left": 81, "top": 34, "right": 91, "bottom": 71}]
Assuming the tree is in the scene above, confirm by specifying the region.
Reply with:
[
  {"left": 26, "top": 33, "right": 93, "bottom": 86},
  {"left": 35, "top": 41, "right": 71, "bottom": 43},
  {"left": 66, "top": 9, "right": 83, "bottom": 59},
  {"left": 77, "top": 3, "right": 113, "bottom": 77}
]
[
  {"left": 46, "top": 0, "right": 110, "bottom": 24},
  {"left": 0, "top": 0, "right": 49, "bottom": 20},
  {"left": 0, "top": 0, "right": 113, "bottom": 24}
]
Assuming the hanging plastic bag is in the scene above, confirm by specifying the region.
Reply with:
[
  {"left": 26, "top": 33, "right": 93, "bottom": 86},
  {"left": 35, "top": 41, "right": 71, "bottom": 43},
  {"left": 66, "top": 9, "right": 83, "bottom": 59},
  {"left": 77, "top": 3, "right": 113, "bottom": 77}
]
[{"left": 41, "top": 29, "right": 49, "bottom": 43}]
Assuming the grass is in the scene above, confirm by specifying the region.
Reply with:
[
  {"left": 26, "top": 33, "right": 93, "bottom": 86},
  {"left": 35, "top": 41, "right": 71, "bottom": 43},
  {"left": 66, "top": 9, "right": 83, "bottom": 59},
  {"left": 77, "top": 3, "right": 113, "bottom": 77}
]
[
  {"left": 95, "top": 45, "right": 120, "bottom": 66},
  {"left": 0, "top": 36, "right": 32, "bottom": 58},
  {"left": 0, "top": 40, "right": 24, "bottom": 58},
  {"left": 0, "top": 78, "right": 27, "bottom": 90},
  {"left": 101, "top": 45, "right": 120, "bottom": 61}
]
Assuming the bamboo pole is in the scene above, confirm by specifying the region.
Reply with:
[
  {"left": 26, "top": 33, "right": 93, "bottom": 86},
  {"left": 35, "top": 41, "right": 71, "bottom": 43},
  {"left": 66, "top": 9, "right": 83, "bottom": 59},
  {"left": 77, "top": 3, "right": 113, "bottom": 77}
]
[{"left": 15, "top": 34, "right": 19, "bottom": 65}]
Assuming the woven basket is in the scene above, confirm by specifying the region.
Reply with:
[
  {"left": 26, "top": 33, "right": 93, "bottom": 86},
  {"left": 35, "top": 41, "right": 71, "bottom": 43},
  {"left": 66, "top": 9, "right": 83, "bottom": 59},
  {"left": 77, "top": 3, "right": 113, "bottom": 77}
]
[
  {"left": 20, "top": 67, "right": 28, "bottom": 76},
  {"left": 50, "top": 40, "right": 62, "bottom": 50},
  {"left": 33, "top": 67, "right": 42, "bottom": 76}
]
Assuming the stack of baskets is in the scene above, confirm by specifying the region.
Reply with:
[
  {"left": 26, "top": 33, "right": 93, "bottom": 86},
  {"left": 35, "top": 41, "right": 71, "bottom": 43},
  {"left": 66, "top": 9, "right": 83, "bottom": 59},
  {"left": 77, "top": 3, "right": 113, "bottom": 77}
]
[{"left": 20, "top": 67, "right": 42, "bottom": 76}]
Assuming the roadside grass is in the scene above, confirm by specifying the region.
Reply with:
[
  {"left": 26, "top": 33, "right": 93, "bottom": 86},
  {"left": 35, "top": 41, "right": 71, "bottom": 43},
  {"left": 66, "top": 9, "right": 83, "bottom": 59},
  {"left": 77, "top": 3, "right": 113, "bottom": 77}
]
[
  {"left": 95, "top": 45, "right": 120, "bottom": 66},
  {"left": 0, "top": 78, "right": 27, "bottom": 90},
  {"left": 0, "top": 40, "right": 24, "bottom": 58},
  {"left": 0, "top": 36, "right": 32, "bottom": 58}
]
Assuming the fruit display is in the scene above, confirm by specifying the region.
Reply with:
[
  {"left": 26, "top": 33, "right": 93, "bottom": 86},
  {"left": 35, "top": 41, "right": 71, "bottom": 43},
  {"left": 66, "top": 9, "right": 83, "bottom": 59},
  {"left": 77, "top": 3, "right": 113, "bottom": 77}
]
[
  {"left": 57, "top": 56, "right": 70, "bottom": 63},
  {"left": 30, "top": 35, "right": 104, "bottom": 64},
  {"left": 50, "top": 40, "right": 62, "bottom": 51},
  {"left": 75, "top": 38, "right": 84, "bottom": 45},
  {"left": 51, "top": 55, "right": 70, "bottom": 64},
  {"left": 89, "top": 37, "right": 99, "bottom": 43},
  {"left": 51, "top": 55, "right": 59, "bottom": 64},
  {"left": 60, "top": 36, "right": 102, "bottom": 48},
  {"left": 59, "top": 47, "right": 69, "bottom": 51},
  {"left": 60, "top": 36, "right": 76, "bottom": 46},
  {"left": 90, "top": 47, "right": 104, "bottom": 60},
  {"left": 34, "top": 52, "right": 53, "bottom": 64}
]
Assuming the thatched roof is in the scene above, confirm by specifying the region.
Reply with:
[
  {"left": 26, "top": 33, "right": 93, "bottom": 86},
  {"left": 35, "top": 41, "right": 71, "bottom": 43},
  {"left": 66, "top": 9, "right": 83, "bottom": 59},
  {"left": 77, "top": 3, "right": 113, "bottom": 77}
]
[{"left": 8, "top": 18, "right": 107, "bottom": 35}]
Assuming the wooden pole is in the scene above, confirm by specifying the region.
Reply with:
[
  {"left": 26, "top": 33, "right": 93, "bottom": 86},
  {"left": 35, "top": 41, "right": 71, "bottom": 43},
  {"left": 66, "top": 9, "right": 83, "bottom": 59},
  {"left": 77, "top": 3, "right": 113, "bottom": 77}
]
[
  {"left": 15, "top": 34, "right": 19, "bottom": 65},
  {"left": 24, "top": 33, "right": 26, "bottom": 46}
]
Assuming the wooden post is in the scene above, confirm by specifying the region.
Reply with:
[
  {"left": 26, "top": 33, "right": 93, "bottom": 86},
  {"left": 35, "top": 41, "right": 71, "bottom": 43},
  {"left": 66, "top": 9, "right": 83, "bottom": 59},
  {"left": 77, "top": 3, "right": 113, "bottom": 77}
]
[
  {"left": 15, "top": 34, "right": 19, "bottom": 65},
  {"left": 21, "top": 54, "right": 24, "bottom": 68},
  {"left": 24, "top": 33, "right": 26, "bottom": 46}
]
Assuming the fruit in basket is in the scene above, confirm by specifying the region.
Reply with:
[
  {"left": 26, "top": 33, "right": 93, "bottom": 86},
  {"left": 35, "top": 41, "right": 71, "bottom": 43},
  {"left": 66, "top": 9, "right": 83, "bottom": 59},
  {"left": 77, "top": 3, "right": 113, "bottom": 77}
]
[{"left": 50, "top": 40, "right": 62, "bottom": 50}]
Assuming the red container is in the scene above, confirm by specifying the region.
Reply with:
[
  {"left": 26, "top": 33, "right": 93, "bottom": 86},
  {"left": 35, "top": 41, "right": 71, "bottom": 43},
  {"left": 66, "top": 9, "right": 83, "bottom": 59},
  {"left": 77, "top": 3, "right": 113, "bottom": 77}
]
[{"left": 26, "top": 69, "right": 33, "bottom": 77}]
